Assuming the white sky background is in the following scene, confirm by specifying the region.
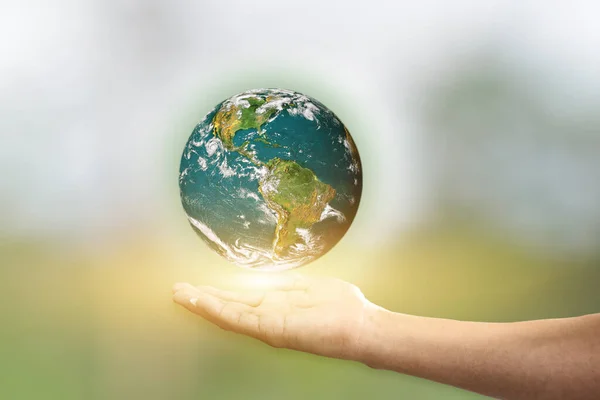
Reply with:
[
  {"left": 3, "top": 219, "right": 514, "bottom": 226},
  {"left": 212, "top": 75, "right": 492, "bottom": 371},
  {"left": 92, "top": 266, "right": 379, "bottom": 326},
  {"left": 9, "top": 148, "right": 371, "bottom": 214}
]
[{"left": 2, "top": 0, "right": 600, "bottom": 246}]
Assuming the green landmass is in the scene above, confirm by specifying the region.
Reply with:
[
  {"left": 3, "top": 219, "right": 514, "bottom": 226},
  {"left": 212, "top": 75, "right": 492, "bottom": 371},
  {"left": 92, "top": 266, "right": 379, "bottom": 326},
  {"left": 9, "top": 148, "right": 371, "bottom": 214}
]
[
  {"left": 259, "top": 158, "right": 335, "bottom": 255},
  {"left": 213, "top": 95, "right": 333, "bottom": 256},
  {"left": 213, "top": 96, "right": 278, "bottom": 150}
]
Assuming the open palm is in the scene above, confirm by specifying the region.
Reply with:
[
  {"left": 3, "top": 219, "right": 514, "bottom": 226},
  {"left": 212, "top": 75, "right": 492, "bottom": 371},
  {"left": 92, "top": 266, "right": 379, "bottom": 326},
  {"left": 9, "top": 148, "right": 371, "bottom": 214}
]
[{"left": 173, "top": 276, "right": 371, "bottom": 359}]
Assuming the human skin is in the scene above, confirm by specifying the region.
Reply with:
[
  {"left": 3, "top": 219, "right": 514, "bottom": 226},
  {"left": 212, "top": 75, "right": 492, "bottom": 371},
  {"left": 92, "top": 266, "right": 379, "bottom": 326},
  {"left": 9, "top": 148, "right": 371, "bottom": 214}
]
[{"left": 172, "top": 276, "right": 600, "bottom": 400}]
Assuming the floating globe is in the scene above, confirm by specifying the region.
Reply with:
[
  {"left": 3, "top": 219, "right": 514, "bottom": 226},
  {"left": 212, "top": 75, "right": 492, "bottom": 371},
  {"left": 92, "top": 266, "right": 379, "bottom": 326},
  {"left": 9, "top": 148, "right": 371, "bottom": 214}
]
[{"left": 179, "top": 88, "right": 362, "bottom": 270}]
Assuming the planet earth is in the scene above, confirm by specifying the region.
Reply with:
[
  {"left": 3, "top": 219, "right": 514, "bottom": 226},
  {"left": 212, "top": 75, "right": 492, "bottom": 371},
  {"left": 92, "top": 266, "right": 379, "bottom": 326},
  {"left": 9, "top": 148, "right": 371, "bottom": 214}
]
[{"left": 179, "top": 88, "right": 362, "bottom": 270}]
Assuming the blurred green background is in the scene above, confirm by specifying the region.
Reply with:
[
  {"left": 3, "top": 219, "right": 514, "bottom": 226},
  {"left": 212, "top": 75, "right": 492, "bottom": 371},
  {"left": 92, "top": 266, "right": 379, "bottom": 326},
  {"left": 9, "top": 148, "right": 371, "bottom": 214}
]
[{"left": 2, "top": 1, "right": 600, "bottom": 399}]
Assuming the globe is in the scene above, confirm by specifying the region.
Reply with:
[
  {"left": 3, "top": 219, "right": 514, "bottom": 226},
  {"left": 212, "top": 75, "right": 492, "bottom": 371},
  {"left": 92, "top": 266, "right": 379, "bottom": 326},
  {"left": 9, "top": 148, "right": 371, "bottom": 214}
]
[{"left": 179, "top": 88, "right": 362, "bottom": 270}]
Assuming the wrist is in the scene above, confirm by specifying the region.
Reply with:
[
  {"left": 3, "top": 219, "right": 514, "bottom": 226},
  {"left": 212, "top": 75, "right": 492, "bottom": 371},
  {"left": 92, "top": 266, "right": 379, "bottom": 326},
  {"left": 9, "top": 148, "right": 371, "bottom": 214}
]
[
  {"left": 353, "top": 302, "right": 401, "bottom": 368},
  {"left": 353, "top": 304, "right": 438, "bottom": 372}
]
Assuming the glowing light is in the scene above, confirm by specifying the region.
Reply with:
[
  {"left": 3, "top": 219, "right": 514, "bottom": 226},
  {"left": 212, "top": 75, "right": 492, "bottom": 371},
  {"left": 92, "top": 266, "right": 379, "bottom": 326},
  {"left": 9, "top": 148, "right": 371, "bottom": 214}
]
[{"left": 230, "top": 270, "right": 301, "bottom": 290}]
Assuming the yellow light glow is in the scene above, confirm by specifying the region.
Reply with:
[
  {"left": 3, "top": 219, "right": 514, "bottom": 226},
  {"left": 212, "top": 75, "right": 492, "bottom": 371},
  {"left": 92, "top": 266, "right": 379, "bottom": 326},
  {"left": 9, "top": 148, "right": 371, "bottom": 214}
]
[{"left": 229, "top": 269, "right": 301, "bottom": 290}]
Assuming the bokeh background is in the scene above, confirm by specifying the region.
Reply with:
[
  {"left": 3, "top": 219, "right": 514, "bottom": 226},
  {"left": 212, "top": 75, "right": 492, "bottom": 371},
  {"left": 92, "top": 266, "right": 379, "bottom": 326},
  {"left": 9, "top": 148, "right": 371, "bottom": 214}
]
[{"left": 2, "top": 1, "right": 599, "bottom": 399}]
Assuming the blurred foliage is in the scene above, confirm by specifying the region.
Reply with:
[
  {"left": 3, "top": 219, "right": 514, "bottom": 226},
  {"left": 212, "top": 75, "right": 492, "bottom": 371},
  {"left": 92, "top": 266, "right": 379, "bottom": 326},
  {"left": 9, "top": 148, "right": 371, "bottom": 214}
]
[{"left": 421, "top": 55, "right": 600, "bottom": 258}]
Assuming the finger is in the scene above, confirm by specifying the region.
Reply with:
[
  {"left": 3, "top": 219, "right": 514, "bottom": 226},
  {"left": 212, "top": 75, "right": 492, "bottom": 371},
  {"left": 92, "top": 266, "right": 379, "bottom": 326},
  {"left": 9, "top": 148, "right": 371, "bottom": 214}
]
[
  {"left": 173, "top": 286, "right": 224, "bottom": 320},
  {"left": 172, "top": 282, "right": 196, "bottom": 294},
  {"left": 196, "top": 286, "right": 265, "bottom": 307},
  {"left": 173, "top": 287, "right": 260, "bottom": 335}
]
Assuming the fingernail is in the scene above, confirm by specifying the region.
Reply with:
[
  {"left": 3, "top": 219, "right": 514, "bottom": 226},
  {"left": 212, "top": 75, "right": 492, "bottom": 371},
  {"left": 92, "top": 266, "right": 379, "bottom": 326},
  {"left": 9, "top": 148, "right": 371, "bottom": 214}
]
[
  {"left": 172, "top": 282, "right": 190, "bottom": 294},
  {"left": 172, "top": 289, "right": 192, "bottom": 305},
  {"left": 189, "top": 297, "right": 198, "bottom": 307}
]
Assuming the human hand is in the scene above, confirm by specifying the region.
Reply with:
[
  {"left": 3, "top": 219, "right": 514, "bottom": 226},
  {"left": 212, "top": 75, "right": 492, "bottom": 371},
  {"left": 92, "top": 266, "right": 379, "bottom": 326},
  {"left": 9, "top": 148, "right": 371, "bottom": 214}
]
[
  {"left": 173, "top": 276, "right": 600, "bottom": 400},
  {"left": 172, "top": 275, "right": 375, "bottom": 360}
]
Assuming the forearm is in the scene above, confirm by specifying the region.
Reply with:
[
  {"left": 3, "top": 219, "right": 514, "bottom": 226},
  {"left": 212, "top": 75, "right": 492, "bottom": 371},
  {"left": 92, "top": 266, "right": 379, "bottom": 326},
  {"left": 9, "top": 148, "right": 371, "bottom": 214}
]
[{"left": 355, "top": 306, "right": 600, "bottom": 399}]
